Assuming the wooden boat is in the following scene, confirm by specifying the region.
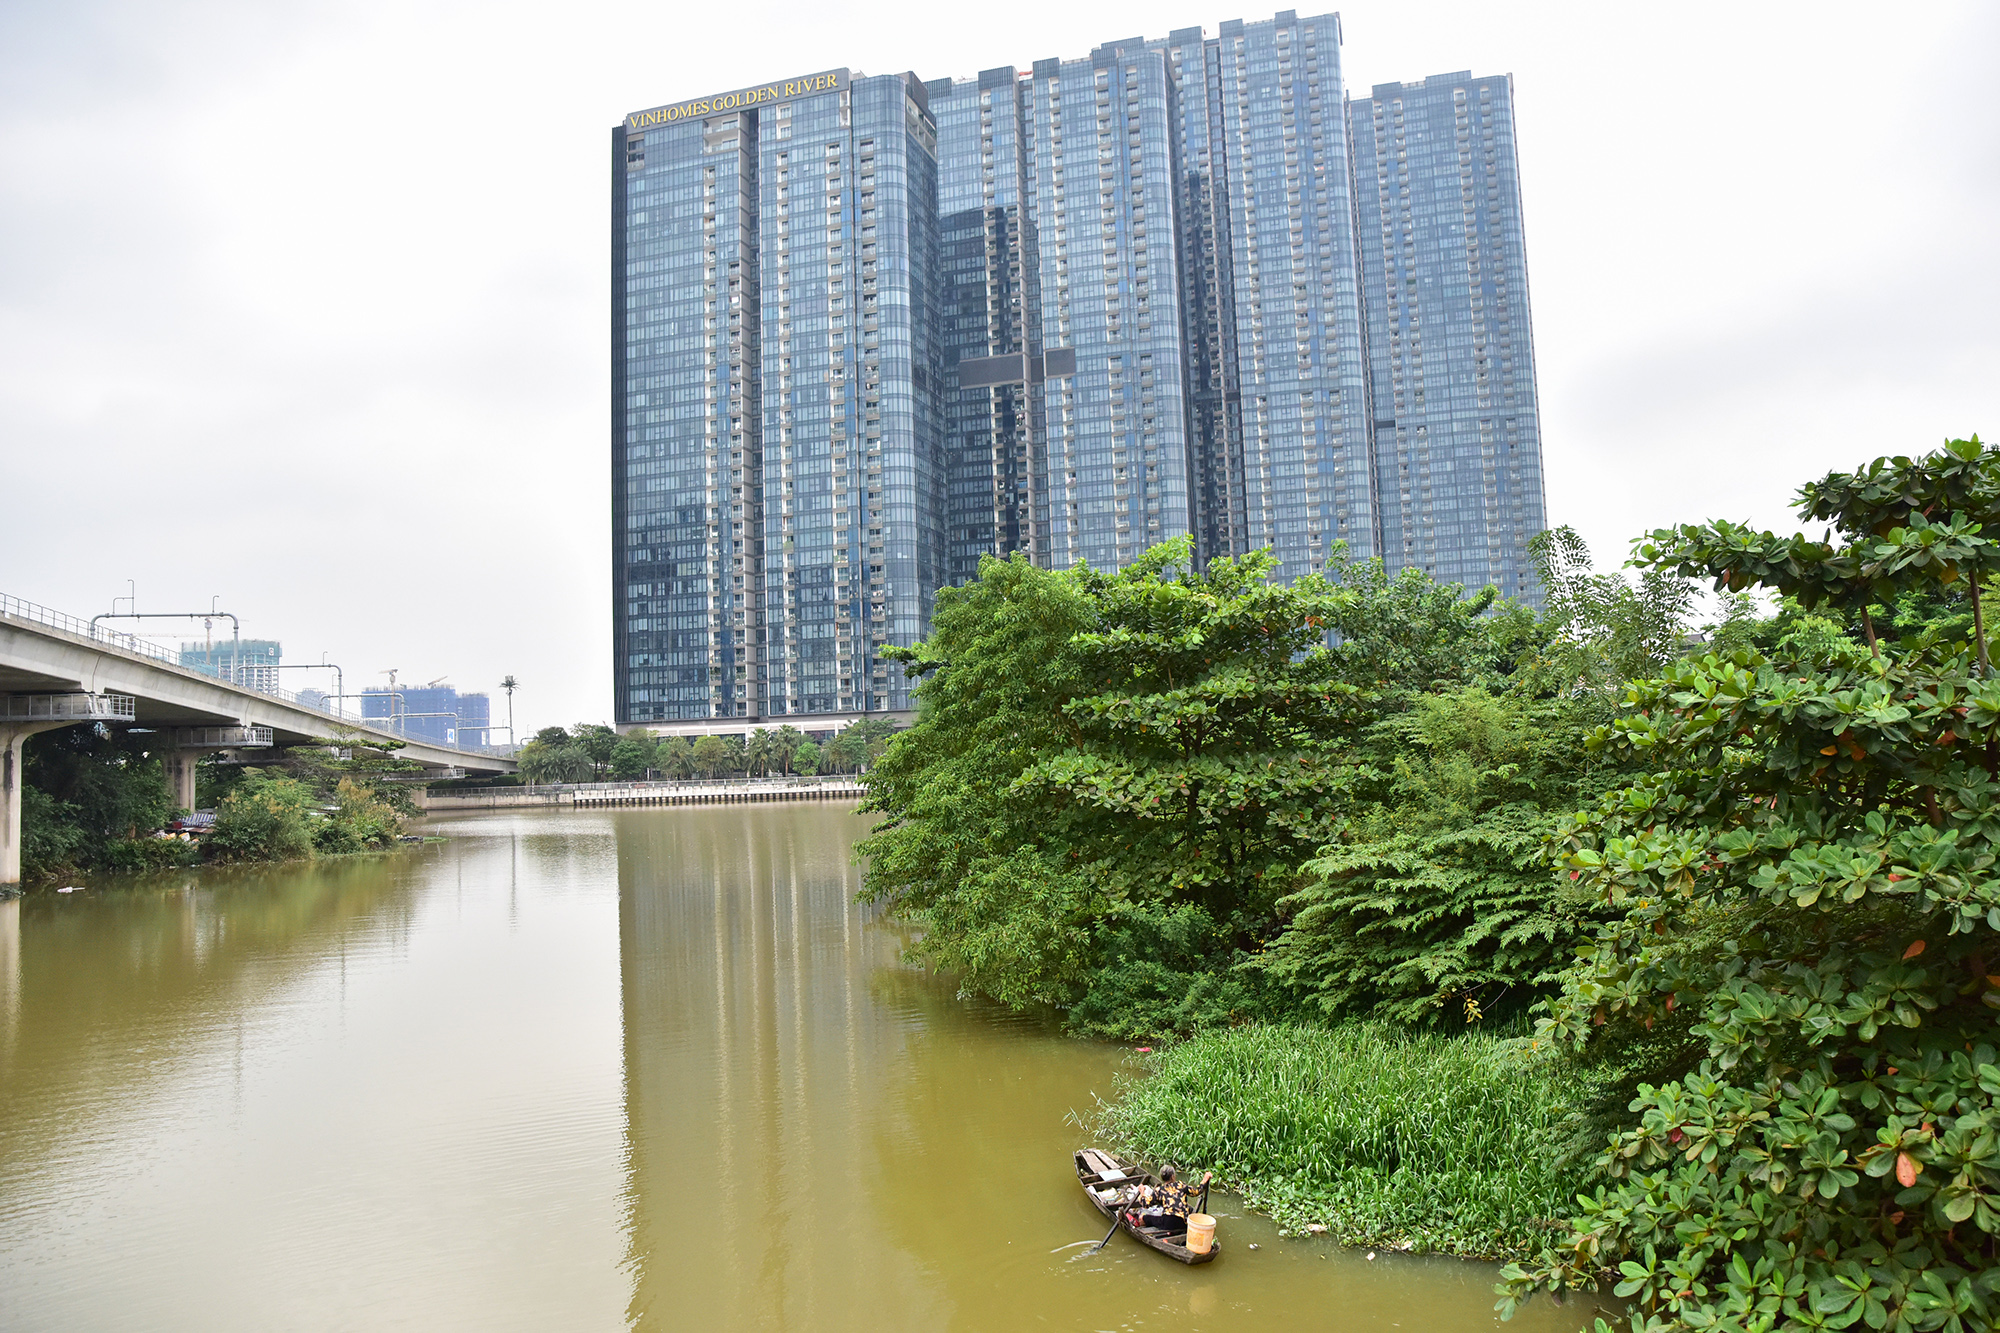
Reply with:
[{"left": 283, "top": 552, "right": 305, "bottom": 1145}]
[{"left": 1074, "top": 1148, "right": 1219, "bottom": 1265}]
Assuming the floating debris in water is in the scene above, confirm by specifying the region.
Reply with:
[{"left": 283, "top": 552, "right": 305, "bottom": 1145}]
[
  {"left": 1306, "top": 1223, "right": 1328, "bottom": 1235},
  {"left": 1135, "top": 1046, "right": 1152, "bottom": 1053},
  {"left": 1247, "top": 1243, "right": 1260, "bottom": 1250},
  {"left": 56, "top": 886, "right": 85, "bottom": 894},
  {"left": 1367, "top": 1252, "right": 1377, "bottom": 1261}
]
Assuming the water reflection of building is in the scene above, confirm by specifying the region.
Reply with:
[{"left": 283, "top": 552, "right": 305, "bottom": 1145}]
[
  {"left": 614, "top": 806, "right": 1154, "bottom": 1331},
  {"left": 617, "top": 808, "right": 946, "bottom": 1327}
]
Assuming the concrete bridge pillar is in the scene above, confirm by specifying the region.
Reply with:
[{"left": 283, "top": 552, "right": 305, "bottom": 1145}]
[
  {"left": 163, "top": 748, "right": 199, "bottom": 813},
  {"left": 3, "top": 722, "right": 73, "bottom": 887},
  {"left": 156, "top": 726, "right": 274, "bottom": 816}
]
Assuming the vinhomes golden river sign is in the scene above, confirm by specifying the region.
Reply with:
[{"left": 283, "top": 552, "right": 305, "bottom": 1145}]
[{"left": 625, "top": 69, "right": 850, "bottom": 130}]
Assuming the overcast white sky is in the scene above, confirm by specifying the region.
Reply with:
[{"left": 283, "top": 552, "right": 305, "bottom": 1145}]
[{"left": 2, "top": 0, "right": 1994, "bottom": 734}]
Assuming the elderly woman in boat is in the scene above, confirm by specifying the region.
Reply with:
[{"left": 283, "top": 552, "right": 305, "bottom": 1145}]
[{"left": 1126, "top": 1165, "right": 1213, "bottom": 1237}]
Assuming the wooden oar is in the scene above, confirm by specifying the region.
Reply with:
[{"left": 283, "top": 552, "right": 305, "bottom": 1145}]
[{"left": 1088, "top": 1188, "right": 1132, "bottom": 1254}]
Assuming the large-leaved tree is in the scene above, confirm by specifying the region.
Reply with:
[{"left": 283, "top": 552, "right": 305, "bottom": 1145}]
[{"left": 1502, "top": 438, "right": 2000, "bottom": 1333}]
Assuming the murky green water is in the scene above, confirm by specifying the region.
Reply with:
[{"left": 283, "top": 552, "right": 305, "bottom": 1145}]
[{"left": 0, "top": 807, "right": 1607, "bottom": 1330}]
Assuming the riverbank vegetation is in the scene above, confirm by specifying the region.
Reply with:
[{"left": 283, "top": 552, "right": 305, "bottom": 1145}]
[
  {"left": 1097, "top": 1023, "right": 1606, "bottom": 1257},
  {"left": 18, "top": 732, "right": 421, "bottom": 882},
  {"left": 862, "top": 437, "right": 2000, "bottom": 1331},
  {"left": 519, "top": 718, "right": 901, "bottom": 784}
]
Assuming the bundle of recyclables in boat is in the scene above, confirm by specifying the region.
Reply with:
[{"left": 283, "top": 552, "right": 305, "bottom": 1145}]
[{"left": 1074, "top": 1148, "right": 1218, "bottom": 1264}]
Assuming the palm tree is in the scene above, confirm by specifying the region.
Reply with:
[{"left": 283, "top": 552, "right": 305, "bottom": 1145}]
[
  {"left": 772, "top": 725, "right": 804, "bottom": 774},
  {"left": 500, "top": 675, "right": 518, "bottom": 746},
  {"left": 746, "top": 728, "right": 775, "bottom": 777}
]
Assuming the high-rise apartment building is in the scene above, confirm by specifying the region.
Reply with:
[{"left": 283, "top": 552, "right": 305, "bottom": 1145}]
[
  {"left": 612, "top": 14, "right": 1546, "bottom": 732},
  {"left": 1350, "top": 72, "right": 1544, "bottom": 601},
  {"left": 614, "top": 70, "right": 944, "bottom": 726},
  {"left": 360, "top": 685, "right": 491, "bottom": 748},
  {"left": 179, "top": 638, "right": 282, "bottom": 693}
]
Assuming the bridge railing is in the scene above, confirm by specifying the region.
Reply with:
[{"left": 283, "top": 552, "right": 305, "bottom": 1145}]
[
  {"left": 3, "top": 591, "right": 517, "bottom": 761},
  {"left": 1, "top": 593, "right": 182, "bottom": 669}
]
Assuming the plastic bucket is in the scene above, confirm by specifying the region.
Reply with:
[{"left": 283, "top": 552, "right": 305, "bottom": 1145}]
[{"left": 1184, "top": 1214, "right": 1215, "bottom": 1255}]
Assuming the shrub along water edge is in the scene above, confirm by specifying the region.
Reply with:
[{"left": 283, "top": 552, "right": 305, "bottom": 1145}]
[{"left": 1096, "top": 1023, "right": 1606, "bottom": 1259}]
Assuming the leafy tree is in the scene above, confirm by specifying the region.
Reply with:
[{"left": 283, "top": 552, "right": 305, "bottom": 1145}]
[
  {"left": 1266, "top": 529, "right": 1706, "bottom": 1027},
  {"left": 654, "top": 736, "right": 694, "bottom": 780},
  {"left": 1015, "top": 540, "right": 1366, "bottom": 921},
  {"left": 827, "top": 728, "right": 866, "bottom": 774},
  {"left": 26, "top": 726, "right": 174, "bottom": 837},
  {"left": 518, "top": 737, "right": 591, "bottom": 784},
  {"left": 20, "top": 725, "right": 174, "bottom": 873},
  {"left": 18, "top": 785, "right": 85, "bottom": 879},
  {"left": 1319, "top": 546, "right": 1526, "bottom": 693},
  {"left": 610, "top": 735, "right": 653, "bottom": 780},
  {"left": 864, "top": 538, "right": 1463, "bottom": 1033},
  {"left": 690, "top": 734, "right": 733, "bottom": 779},
  {"left": 1502, "top": 438, "right": 2000, "bottom": 1333},
  {"left": 829, "top": 718, "right": 901, "bottom": 773},
  {"left": 1527, "top": 524, "right": 1703, "bottom": 696},
  {"left": 572, "top": 723, "right": 619, "bottom": 779},
  {"left": 792, "top": 740, "right": 822, "bottom": 775},
  {"left": 1264, "top": 684, "right": 1625, "bottom": 1026},
  {"left": 257, "top": 735, "right": 424, "bottom": 819},
  {"left": 533, "top": 725, "right": 571, "bottom": 746}
]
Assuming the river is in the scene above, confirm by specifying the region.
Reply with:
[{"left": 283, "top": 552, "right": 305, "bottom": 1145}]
[{"left": 0, "top": 806, "right": 1606, "bottom": 1330}]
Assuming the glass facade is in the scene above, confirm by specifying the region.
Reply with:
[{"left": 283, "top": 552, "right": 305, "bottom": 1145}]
[
  {"left": 1349, "top": 72, "right": 1546, "bottom": 603},
  {"left": 612, "top": 19, "right": 1549, "bottom": 728},
  {"left": 614, "top": 70, "right": 944, "bottom": 725}
]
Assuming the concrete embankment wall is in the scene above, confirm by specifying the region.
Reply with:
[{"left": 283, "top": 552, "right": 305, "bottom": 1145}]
[
  {"left": 416, "top": 782, "right": 864, "bottom": 813},
  {"left": 413, "top": 789, "right": 567, "bottom": 812}
]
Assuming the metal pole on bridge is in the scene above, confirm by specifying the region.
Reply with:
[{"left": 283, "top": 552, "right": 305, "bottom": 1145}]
[
  {"left": 271, "top": 663, "right": 347, "bottom": 718},
  {"left": 89, "top": 610, "right": 242, "bottom": 681}
]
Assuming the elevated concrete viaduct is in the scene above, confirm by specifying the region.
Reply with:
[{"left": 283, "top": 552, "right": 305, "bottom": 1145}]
[{"left": 2, "top": 597, "right": 515, "bottom": 885}]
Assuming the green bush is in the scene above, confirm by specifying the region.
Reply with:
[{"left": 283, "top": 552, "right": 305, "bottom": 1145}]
[
  {"left": 1068, "top": 902, "right": 1286, "bottom": 1040},
  {"left": 332, "top": 778, "right": 402, "bottom": 847},
  {"left": 18, "top": 785, "right": 86, "bottom": 879},
  {"left": 205, "top": 769, "right": 316, "bottom": 862},
  {"left": 1097, "top": 1022, "right": 1605, "bottom": 1258},
  {"left": 311, "top": 819, "right": 362, "bottom": 855},
  {"left": 104, "top": 837, "right": 202, "bottom": 871}
]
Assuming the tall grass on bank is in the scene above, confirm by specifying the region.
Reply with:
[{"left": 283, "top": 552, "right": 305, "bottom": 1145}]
[{"left": 1096, "top": 1023, "right": 1602, "bottom": 1259}]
